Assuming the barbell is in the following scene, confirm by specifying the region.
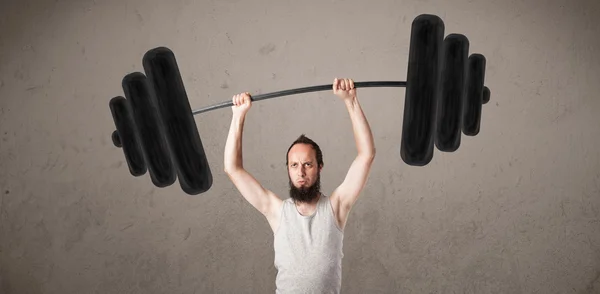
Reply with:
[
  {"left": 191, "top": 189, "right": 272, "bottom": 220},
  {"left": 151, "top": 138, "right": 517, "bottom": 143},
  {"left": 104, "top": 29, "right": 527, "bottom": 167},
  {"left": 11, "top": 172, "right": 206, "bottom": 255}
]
[{"left": 108, "top": 14, "right": 491, "bottom": 195}]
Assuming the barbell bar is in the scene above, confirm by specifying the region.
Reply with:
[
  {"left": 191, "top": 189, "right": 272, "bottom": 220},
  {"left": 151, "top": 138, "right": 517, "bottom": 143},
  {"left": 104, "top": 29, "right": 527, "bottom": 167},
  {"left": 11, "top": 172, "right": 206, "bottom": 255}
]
[
  {"left": 191, "top": 81, "right": 406, "bottom": 114},
  {"left": 109, "top": 14, "right": 491, "bottom": 195}
]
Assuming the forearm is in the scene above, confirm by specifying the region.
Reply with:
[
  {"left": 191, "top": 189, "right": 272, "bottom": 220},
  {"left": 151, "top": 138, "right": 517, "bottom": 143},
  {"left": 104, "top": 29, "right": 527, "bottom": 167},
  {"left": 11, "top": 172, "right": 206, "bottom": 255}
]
[
  {"left": 224, "top": 114, "right": 246, "bottom": 173},
  {"left": 344, "top": 96, "right": 375, "bottom": 157}
]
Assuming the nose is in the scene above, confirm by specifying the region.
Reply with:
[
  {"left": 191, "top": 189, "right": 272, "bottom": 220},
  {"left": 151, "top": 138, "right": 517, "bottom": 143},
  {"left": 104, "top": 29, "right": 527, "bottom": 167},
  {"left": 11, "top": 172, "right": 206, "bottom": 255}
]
[{"left": 297, "top": 167, "right": 306, "bottom": 177}]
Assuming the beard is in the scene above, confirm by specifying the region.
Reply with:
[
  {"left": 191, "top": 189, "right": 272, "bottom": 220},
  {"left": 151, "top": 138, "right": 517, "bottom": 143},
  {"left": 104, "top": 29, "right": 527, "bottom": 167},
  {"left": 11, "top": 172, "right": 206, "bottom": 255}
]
[{"left": 288, "top": 173, "right": 321, "bottom": 204}]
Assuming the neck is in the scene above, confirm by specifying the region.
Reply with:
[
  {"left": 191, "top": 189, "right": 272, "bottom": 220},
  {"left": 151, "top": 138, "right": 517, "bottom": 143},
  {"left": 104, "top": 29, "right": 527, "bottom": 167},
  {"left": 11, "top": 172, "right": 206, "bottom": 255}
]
[{"left": 294, "top": 192, "right": 321, "bottom": 206}]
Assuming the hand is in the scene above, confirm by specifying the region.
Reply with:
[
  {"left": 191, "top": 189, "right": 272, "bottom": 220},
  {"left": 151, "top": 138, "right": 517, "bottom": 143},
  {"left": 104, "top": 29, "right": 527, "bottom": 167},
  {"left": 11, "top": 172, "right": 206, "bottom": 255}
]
[
  {"left": 231, "top": 92, "right": 252, "bottom": 117},
  {"left": 333, "top": 78, "right": 356, "bottom": 101}
]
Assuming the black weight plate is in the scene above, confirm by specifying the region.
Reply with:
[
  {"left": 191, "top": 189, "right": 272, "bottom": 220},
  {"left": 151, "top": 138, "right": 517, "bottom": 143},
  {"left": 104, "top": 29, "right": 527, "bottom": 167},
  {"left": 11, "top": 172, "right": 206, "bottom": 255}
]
[
  {"left": 483, "top": 86, "right": 490, "bottom": 104},
  {"left": 436, "top": 34, "right": 469, "bottom": 152},
  {"left": 463, "top": 54, "right": 486, "bottom": 136},
  {"left": 401, "top": 14, "right": 445, "bottom": 166},
  {"left": 142, "top": 47, "right": 213, "bottom": 195},
  {"left": 109, "top": 96, "right": 147, "bottom": 177},
  {"left": 122, "top": 72, "right": 176, "bottom": 188}
]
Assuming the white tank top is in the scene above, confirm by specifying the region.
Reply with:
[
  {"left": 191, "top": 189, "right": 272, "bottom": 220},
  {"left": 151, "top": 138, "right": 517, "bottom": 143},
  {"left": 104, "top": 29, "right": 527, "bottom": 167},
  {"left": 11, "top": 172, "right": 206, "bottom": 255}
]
[{"left": 273, "top": 194, "right": 345, "bottom": 293}]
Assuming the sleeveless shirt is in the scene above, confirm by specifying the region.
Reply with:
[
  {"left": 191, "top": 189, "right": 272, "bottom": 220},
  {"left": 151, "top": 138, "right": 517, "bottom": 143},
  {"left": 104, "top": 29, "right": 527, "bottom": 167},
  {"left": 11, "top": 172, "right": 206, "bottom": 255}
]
[{"left": 273, "top": 194, "right": 345, "bottom": 294}]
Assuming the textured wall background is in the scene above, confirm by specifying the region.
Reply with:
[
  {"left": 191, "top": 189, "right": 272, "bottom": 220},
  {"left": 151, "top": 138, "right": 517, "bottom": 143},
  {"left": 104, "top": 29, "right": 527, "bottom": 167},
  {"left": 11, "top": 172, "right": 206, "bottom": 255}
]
[{"left": 1, "top": 0, "right": 599, "bottom": 293}]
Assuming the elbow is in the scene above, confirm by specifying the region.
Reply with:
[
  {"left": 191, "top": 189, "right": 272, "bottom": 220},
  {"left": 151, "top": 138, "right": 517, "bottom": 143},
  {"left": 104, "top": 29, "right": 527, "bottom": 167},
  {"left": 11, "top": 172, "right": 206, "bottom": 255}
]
[
  {"left": 368, "top": 150, "right": 376, "bottom": 162},
  {"left": 224, "top": 166, "right": 234, "bottom": 175},
  {"left": 364, "top": 146, "right": 376, "bottom": 157},
  {"left": 223, "top": 158, "right": 237, "bottom": 175},
  {"left": 224, "top": 168, "right": 235, "bottom": 179},
  {"left": 367, "top": 148, "right": 377, "bottom": 162},
  {"left": 223, "top": 162, "right": 233, "bottom": 175},
  {"left": 224, "top": 165, "right": 242, "bottom": 176},
  {"left": 358, "top": 143, "right": 376, "bottom": 159},
  {"left": 358, "top": 149, "right": 376, "bottom": 162}
]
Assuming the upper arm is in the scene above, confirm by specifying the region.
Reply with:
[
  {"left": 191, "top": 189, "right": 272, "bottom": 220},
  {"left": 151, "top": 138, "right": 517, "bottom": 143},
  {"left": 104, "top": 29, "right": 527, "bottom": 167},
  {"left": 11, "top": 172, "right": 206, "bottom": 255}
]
[
  {"left": 225, "top": 168, "right": 282, "bottom": 217},
  {"left": 332, "top": 154, "right": 375, "bottom": 211}
]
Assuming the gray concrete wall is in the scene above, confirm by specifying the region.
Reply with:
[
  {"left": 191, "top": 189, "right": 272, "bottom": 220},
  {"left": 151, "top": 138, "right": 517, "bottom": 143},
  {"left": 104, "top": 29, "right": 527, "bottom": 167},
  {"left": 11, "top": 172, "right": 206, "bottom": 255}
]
[{"left": 1, "top": 0, "right": 599, "bottom": 293}]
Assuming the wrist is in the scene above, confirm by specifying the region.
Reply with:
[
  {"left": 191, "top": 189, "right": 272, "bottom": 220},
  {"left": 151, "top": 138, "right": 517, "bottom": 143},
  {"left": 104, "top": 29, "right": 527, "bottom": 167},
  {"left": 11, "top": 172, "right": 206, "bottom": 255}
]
[
  {"left": 232, "top": 113, "right": 246, "bottom": 122},
  {"left": 344, "top": 96, "right": 358, "bottom": 107}
]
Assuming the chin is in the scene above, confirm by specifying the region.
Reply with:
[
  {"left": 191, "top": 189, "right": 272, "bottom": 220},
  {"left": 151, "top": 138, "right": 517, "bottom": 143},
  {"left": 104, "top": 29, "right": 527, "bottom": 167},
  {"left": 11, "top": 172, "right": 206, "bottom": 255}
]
[{"left": 289, "top": 176, "right": 321, "bottom": 203}]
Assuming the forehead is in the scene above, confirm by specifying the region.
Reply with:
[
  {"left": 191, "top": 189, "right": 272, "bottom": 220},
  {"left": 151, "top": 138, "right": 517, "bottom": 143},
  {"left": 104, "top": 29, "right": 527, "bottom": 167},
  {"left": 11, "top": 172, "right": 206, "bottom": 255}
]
[{"left": 287, "top": 143, "right": 316, "bottom": 162}]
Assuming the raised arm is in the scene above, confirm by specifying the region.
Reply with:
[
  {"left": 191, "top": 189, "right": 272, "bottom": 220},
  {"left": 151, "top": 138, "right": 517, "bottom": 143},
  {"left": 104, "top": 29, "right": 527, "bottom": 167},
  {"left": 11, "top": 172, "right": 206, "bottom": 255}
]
[
  {"left": 224, "top": 92, "right": 281, "bottom": 217},
  {"left": 331, "top": 78, "right": 376, "bottom": 211}
]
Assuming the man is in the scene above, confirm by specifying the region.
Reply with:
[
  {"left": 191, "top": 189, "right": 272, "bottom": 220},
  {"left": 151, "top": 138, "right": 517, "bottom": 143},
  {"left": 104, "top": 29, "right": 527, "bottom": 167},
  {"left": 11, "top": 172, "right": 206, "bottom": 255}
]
[{"left": 224, "top": 78, "right": 376, "bottom": 293}]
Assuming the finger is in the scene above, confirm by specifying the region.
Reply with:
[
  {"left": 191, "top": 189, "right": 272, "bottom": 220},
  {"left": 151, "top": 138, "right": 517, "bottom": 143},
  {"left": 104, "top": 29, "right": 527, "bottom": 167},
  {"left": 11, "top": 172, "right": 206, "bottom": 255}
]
[
  {"left": 342, "top": 79, "right": 347, "bottom": 90},
  {"left": 333, "top": 78, "right": 338, "bottom": 91},
  {"left": 349, "top": 79, "right": 354, "bottom": 90}
]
